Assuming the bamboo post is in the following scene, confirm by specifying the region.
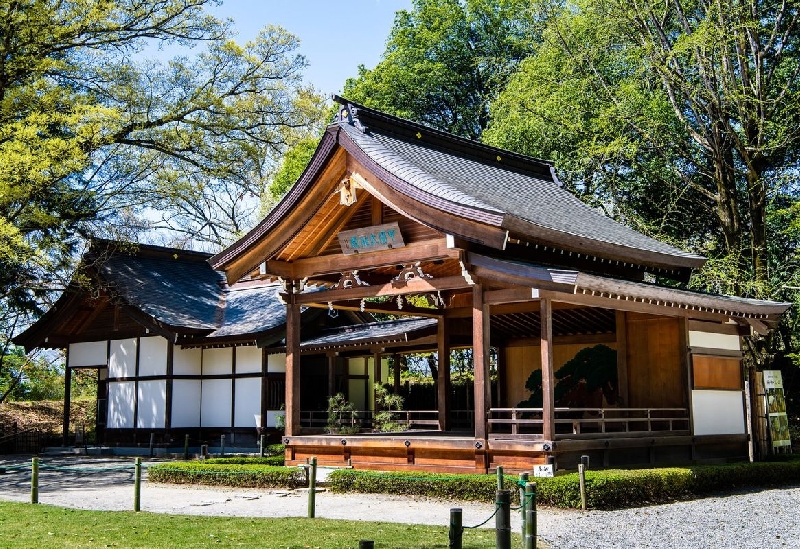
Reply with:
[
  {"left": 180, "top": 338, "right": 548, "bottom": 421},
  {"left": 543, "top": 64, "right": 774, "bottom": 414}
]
[
  {"left": 578, "top": 463, "right": 587, "bottom": 511},
  {"left": 496, "top": 466, "right": 504, "bottom": 490},
  {"left": 260, "top": 434, "right": 266, "bottom": 457},
  {"left": 183, "top": 434, "right": 190, "bottom": 460},
  {"left": 134, "top": 457, "right": 142, "bottom": 512},
  {"left": 495, "top": 489, "right": 511, "bottom": 549},
  {"left": 449, "top": 508, "right": 462, "bottom": 549},
  {"left": 518, "top": 472, "right": 529, "bottom": 538},
  {"left": 307, "top": 457, "right": 317, "bottom": 518},
  {"left": 524, "top": 483, "right": 537, "bottom": 549},
  {"left": 30, "top": 457, "right": 39, "bottom": 504},
  {"left": 220, "top": 434, "right": 226, "bottom": 456}
]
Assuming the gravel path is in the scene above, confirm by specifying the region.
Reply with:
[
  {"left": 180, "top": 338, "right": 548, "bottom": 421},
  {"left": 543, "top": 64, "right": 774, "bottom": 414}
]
[{"left": 1, "top": 456, "right": 799, "bottom": 548}]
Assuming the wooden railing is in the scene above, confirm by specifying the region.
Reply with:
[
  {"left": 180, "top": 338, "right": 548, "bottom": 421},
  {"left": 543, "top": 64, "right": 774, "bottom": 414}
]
[
  {"left": 488, "top": 407, "right": 690, "bottom": 437},
  {"left": 300, "top": 409, "right": 471, "bottom": 431}
]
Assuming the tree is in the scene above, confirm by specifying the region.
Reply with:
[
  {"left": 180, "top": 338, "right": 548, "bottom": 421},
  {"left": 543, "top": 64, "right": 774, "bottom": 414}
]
[
  {"left": 343, "top": 0, "right": 543, "bottom": 138},
  {"left": 487, "top": 0, "right": 800, "bottom": 297},
  {"left": 0, "top": 0, "right": 322, "bottom": 318}
]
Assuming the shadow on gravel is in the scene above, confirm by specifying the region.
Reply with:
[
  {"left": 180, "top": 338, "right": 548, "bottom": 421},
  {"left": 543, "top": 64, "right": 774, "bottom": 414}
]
[{"left": 0, "top": 456, "right": 139, "bottom": 494}]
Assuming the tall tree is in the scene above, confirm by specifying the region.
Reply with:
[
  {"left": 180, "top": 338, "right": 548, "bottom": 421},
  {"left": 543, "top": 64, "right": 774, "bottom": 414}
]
[
  {"left": 0, "top": 0, "right": 321, "bottom": 318},
  {"left": 343, "top": 0, "right": 543, "bottom": 138},
  {"left": 487, "top": 0, "right": 800, "bottom": 298}
]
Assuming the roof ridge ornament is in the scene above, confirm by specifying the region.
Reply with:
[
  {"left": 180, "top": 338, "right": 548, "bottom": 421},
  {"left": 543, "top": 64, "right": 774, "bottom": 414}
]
[{"left": 335, "top": 102, "right": 369, "bottom": 134}]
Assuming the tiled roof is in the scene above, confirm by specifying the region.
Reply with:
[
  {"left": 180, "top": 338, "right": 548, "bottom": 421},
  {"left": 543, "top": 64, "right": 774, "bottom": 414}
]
[
  {"left": 98, "top": 247, "right": 223, "bottom": 331},
  {"left": 301, "top": 317, "right": 437, "bottom": 349},
  {"left": 335, "top": 99, "right": 704, "bottom": 266}
]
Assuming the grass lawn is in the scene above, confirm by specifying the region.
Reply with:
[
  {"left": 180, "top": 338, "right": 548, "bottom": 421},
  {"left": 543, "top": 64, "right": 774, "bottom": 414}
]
[{"left": 0, "top": 502, "right": 525, "bottom": 549}]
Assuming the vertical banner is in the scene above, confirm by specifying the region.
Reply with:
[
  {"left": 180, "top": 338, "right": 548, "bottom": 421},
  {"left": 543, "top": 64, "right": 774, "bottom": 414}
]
[{"left": 763, "top": 370, "right": 791, "bottom": 449}]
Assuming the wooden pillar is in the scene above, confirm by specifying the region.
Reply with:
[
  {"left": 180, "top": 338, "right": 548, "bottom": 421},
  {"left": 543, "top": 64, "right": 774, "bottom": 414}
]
[
  {"left": 437, "top": 317, "right": 451, "bottom": 431},
  {"left": 540, "top": 298, "right": 555, "bottom": 442},
  {"left": 62, "top": 365, "right": 72, "bottom": 445},
  {"left": 285, "top": 284, "right": 301, "bottom": 437},
  {"left": 327, "top": 352, "right": 337, "bottom": 397},
  {"left": 615, "top": 311, "right": 629, "bottom": 406},
  {"left": 473, "top": 284, "right": 490, "bottom": 440}
]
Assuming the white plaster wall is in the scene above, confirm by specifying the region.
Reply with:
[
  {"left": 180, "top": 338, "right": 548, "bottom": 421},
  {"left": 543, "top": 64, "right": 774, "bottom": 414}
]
[
  {"left": 267, "top": 353, "right": 286, "bottom": 373},
  {"left": 236, "top": 346, "right": 262, "bottom": 374},
  {"left": 137, "top": 380, "right": 167, "bottom": 429},
  {"left": 349, "top": 378, "right": 366, "bottom": 410},
  {"left": 265, "top": 410, "right": 283, "bottom": 429},
  {"left": 173, "top": 347, "right": 202, "bottom": 375},
  {"left": 171, "top": 380, "right": 201, "bottom": 428},
  {"left": 201, "top": 379, "right": 231, "bottom": 427},
  {"left": 381, "top": 358, "right": 390, "bottom": 381},
  {"left": 109, "top": 339, "right": 137, "bottom": 378},
  {"left": 348, "top": 357, "right": 366, "bottom": 375},
  {"left": 68, "top": 341, "right": 107, "bottom": 367},
  {"left": 203, "top": 347, "right": 232, "bottom": 375},
  {"left": 234, "top": 378, "right": 261, "bottom": 428},
  {"left": 689, "top": 331, "right": 741, "bottom": 351},
  {"left": 692, "top": 390, "right": 746, "bottom": 435},
  {"left": 138, "top": 337, "right": 168, "bottom": 377},
  {"left": 107, "top": 381, "right": 135, "bottom": 428}
]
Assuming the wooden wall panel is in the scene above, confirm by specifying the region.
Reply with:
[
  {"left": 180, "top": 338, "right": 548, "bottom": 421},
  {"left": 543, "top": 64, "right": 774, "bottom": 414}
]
[
  {"left": 503, "top": 342, "right": 617, "bottom": 408},
  {"left": 626, "top": 314, "right": 683, "bottom": 408},
  {"left": 692, "top": 356, "right": 742, "bottom": 390}
]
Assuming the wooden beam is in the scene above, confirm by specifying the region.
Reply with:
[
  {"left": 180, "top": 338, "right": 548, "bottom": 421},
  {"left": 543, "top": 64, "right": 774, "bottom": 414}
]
[
  {"left": 285, "top": 287, "right": 301, "bottom": 437},
  {"left": 301, "top": 300, "right": 443, "bottom": 318},
  {"left": 615, "top": 311, "right": 629, "bottom": 407},
  {"left": 473, "top": 284, "right": 490, "bottom": 440},
  {"left": 292, "top": 275, "right": 471, "bottom": 304},
  {"left": 327, "top": 351, "right": 336, "bottom": 398},
  {"left": 62, "top": 363, "right": 72, "bottom": 446},
  {"left": 437, "top": 317, "right": 451, "bottom": 431},
  {"left": 266, "top": 239, "right": 461, "bottom": 280},
  {"left": 484, "top": 287, "right": 540, "bottom": 305},
  {"left": 540, "top": 298, "right": 555, "bottom": 442}
]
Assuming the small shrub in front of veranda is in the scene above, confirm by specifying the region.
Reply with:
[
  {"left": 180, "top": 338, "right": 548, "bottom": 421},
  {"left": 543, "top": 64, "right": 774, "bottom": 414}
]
[
  {"left": 203, "top": 455, "right": 284, "bottom": 466},
  {"left": 148, "top": 462, "right": 304, "bottom": 488}
]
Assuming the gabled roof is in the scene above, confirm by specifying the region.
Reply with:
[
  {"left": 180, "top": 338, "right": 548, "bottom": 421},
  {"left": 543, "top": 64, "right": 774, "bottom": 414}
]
[
  {"left": 14, "top": 242, "right": 340, "bottom": 350},
  {"left": 211, "top": 96, "right": 705, "bottom": 282}
]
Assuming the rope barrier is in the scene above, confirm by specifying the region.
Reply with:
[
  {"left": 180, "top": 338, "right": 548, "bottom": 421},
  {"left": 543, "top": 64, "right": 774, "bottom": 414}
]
[
  {"left": 37, "top": 464, "right": 134, "bottom": 473},
  {"left": 0, "top": 463, "right": 31, "bottom": 471},
  {"left": 462, "top": 500, "right": 502, "bottom": 530}
]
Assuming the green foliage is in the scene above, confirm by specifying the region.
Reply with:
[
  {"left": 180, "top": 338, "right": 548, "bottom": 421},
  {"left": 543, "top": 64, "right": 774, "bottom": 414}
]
[
  {"left": 261, "top": 136, "right": 321, "bottom": 215},
  {"left": 203, "top": 455, "right": 284, "bottom": 466},
  {"left": 326, "top": 393, "right": 359, "bottom": 434},
  {"left": 147, "top": 462, "right": 304, "bottom": 488},
  {"left": 328, "top": 458, "right": 800, "bottom": 510},
  {"left": 343, "top": 0, "right": 542, "bottom": 138},
  {"left": 373, "top": 383, "right": 405, "bottom": 432},
  {"left": 519, "top": 344, "right": 618, "bottom": 407}
]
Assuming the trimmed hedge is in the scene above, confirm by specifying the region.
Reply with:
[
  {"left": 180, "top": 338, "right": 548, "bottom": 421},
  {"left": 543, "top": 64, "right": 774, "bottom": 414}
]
[
  {"left": 148, "top": 462, "right": 304, "bottom": 488},
  {"left": 203, "top": 456, "right": 284, "bottom": 466},
  {"left": 328, "top": 458, "right": 800, "bottom": 510}
]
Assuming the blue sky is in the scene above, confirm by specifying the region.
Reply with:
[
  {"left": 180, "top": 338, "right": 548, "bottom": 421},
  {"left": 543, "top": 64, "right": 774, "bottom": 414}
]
[{"left": 206, "top": 0, "right": 412, "bottom": 96}]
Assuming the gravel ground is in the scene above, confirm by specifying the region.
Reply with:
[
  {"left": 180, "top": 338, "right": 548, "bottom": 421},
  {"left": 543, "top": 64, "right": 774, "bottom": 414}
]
[{"left": 1, "top": 456, "right": 799, "bottom": 548}]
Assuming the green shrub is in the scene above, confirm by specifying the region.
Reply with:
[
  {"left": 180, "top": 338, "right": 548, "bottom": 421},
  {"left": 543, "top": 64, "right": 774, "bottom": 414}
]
[
  {"left": 148, "top": 462, "right": 304, "bottom": 488},
  {"left": 203, "top": 456, "right": 284, "bottom": 466},
  {"left": 327, "top": 470, "right": 510, "bottom": 502}
]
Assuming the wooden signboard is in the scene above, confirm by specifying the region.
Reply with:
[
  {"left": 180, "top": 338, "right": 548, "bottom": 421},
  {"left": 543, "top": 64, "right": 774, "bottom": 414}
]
[
  {"left": 763, "top": 370, "right": 791, "bottom": 449},
  {"left": 338, "top": 222, "right": 405, "bottom": 255}
]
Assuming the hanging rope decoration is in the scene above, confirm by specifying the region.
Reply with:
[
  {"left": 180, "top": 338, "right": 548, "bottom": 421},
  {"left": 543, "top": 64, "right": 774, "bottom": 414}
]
[
  {"left": 328, "top": 301, "right": 338, "bottom": 318},
  {"left": 360, "top": 299, "right": 366, "bottom": 312},
  {"left": 397, "top": 295, "right": 404, "bottom": 310}
]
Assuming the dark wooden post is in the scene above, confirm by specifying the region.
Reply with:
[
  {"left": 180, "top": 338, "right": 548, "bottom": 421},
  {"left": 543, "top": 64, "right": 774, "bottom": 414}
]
[
  {"left": 540, "top": 298, "right": 555, "bottom": 441},
  {"left": 437, "top": 317, "right": 451, "bottom": 431},
  {"left": 327, "top": 351, "right": 337, "bottom": 398},
  {"left": 473, "top": 284, "right": 490, "bottom": 440},
  {"left": 615, "top": 311, "right": 629, "bottom": 406},
  {"left": 62, "top": 366, "right": 72, "bottom": 445},
  {"left": 285, "top": 282, "right": 301, "bottom": 437},
  {"left": 373, "top": 347, "right": 382, "bottom": 414}
]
